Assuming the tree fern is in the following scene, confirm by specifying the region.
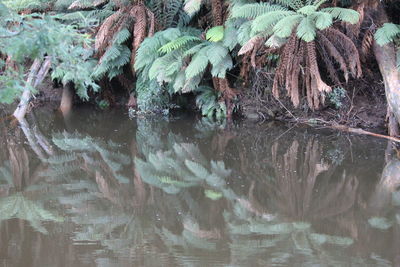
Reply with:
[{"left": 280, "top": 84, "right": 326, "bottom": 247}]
[
  {"left": 230, "top": 0, "right": 361, "bottom": 109},
  {"left": 231, "top": 1, "right": 360, "bottom": 43}
]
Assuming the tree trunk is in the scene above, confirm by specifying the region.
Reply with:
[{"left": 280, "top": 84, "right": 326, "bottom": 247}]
[
  {"left": 60, "top": 82, "right": 74, "bottom": 116},
  {"left": 370, "top": 3, "right": 400, "bottom": 136},
  {"left": 13, "top": 57, "right": 51, "bottom": 121},
  {"left": 373, "top": 41, "right": 400, "bottom": 136},
  {"left": 13, "top": 59, "right": 41, "bottom": 121}
]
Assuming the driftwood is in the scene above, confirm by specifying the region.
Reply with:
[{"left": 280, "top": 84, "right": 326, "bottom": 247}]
[{"left": 329, "top": 124, "right": 400, "bottom": 143}]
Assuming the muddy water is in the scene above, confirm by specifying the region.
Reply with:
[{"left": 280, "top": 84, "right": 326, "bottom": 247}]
[{"left": 0, "top": 107, "right": 399, "bottom": 266}]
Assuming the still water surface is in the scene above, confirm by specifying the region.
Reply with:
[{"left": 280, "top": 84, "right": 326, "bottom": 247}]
[{"left": 0, "top": 107, "right": 399, "bottom": 266}]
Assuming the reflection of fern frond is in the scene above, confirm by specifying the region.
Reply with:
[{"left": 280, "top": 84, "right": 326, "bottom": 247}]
[{"left": 0, "top": 193, "right": 64, "bottom": 234}]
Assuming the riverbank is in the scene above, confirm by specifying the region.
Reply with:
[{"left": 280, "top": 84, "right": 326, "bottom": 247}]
[{"left": 1, "top": 74, "right": 390, "bottom": 137}]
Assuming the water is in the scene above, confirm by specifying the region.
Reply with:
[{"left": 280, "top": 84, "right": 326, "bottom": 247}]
[{"left": 0, "top": 107, "right": 399, "bottom": 266}]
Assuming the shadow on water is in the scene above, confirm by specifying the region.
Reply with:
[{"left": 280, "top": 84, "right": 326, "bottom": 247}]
[{"left": 0, "top": 107, "right": 399, "bottom": 266}]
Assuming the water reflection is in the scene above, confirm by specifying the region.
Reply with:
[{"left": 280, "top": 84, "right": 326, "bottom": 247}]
[{"left": 0, "top": 109, "right": 399, "bottom": 266}]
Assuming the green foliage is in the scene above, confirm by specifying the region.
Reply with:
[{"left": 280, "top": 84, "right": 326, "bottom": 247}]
[
  {"left": 135, "top": 27, "right": 233, "bottom": 116},
  {"left": 2, "top": 0, "right": 51, "bottom": 11},
  {"left": 196, "top": 86, "right": 227, "bottom": 119},
  {"left": 158, "top": 36, "right": 201, "bottom": 53},
  {"left": 97, "top": 99, "right": 110, "bottom": 109},
  {"left": 230, "top": 1, "right": 360, "bottom": 43},
  {"left": 375, "top": 23, "right": 400, "bottom": 70},
  {"left": 92, "top": 28, "right": 132, "bottom": 81},
  {"left": 0, "top": 7, "right": 99, "bottom": 102},
  {"left": 183, "top": 0, "right": 202, "bottom": 16},
  {"left": 204, "top": 189, "right": 223, "bottom": 200},
  {"left": 327, "top": 87, "right": 346, "bottom": 109},
  {"left": 376, "top": 23, "right": 400, "bottom": 45},
  {"left": 206, "top": 26, "right": 224, "bottom": 42}
]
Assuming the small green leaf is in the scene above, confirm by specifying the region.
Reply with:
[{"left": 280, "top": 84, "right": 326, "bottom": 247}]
[
  {"left": 206, "top": 26, "right": 224, "bottom": 42},
  {"left": 205, "top": 189, "right": 223, "bottom": 200}
]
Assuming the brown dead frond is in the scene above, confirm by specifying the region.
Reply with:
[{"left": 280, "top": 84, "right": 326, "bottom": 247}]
[
  {"left": 317, "top": 32, "right": 348, "bottom": 82},
  {"left": 211, "top": 0, "right": 223, "bottom": 26},
  {"left": 258, "top": 26, "right": 362, "bottom": 110},
  {"left": 238, "top": 36, "right": 264, "bottom": 56},
  {"left": 271, "top": 33, "right": 331, "bottom": 110},
  {"left": 212, "top": 77, "right": 237, "bottom": 118},
  {"left": 95, "top": 3, "right": 155, "bottom": 76},
  {"left": 360, "top": 25, "right": 376, "bottom": 61},
  {"left": 323, "top": 28, "right": 362, "bottom": 78}
]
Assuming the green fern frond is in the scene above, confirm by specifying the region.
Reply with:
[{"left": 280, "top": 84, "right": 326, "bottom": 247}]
[
  {"left": 311, "top": 11, "right": 333, "bottom": 30},
  {"left": 222, "top": 24, "right": 239, "bottom": 50},
  {"left": 207, "top": 43, "right": 229, "bottom": 67},
  {"left": 237, "top": 21, "right": 253, "bottom": 45},
  {"left": 273, "top": 14, "right": 303, "bottom": 38},
  {"left": 252, "top": 11, "right": 295, "bottom": 35},
  {"left": 114, "top": 28, "right": 131, "bottom": 45},
  {"left": 210, "top": 55, "right": 233, "bottom": 78},
  {"left": 183, "top": 42, "right": 208, "bottom": 57},
  {"left": 296, "top": 17, "right": 316, "bottom": 42},
  {"left": 320, "top": 7, "right": 359, "bottom": 24},
  {"left": 206, "top": 26, "right": 224, "bottom": 42},
  {"left": 375, "top": 23, "right": 400, "bottom": 46},
  {"left": 230, "top": 3, "right": 287, "bottom": 19},
  {"left": 158, "top": 36, "right": 201, "bottom": 54},
  {"left": 183, "top": 0, "right": 202, "bottom": 16},
  {"left": 210, "top": 54, "right": 233, "bottom": 78},
  {"left": 271, "top": 0, "right": 303, "bottom": 10},
  {"left": 185, "top": 46, "right": 209, "bottom": 79},
  {"left": 297, "top": 5, "right": 317, "bottom": 16}
]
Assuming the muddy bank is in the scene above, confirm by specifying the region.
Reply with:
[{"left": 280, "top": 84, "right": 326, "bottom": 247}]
[{"left": 240, "top": 72, "right": 388, "bottom": 133}]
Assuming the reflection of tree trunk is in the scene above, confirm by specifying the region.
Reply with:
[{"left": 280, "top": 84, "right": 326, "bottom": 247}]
[
  {"left": 211, "top": 131, "right": 235, "bottom": 158},
  {"left": 19, "top": 119, "right": 47, "bottom": 160},
  {"left": 369, "top": 144, "right": 400, "bottom": 212},
  {"left": 29, "top": 113, "right": 54, "bottom": 156},
  {"left": 16, "top": 116, "right": 55, "bottom": 161},
  {"left": 7, "top": 129, "right": 29, "bottom": 190}
]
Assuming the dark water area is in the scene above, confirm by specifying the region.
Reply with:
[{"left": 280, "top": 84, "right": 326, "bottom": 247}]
[{"left": 0, "top": 107, "right": 399, "bottom": 266}]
